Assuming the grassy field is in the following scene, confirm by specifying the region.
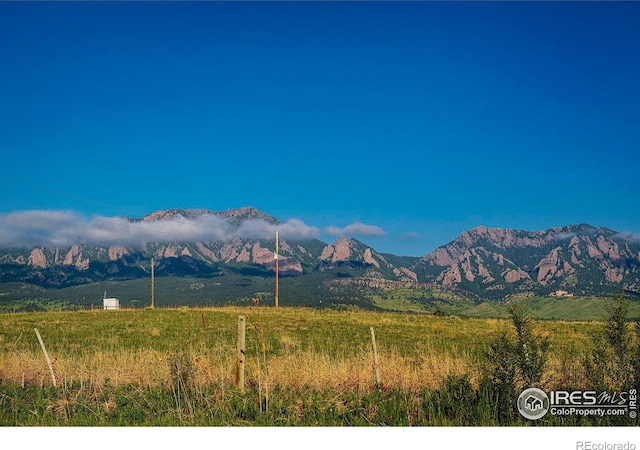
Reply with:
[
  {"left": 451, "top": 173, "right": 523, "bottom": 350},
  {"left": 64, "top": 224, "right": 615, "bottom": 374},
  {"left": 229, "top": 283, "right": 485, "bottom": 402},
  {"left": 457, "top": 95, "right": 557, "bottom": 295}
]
[
  {"left": 0, "top": 307, "right": 508, "bottom": 389},
  {"left": 4, "top": 275, "right": 639, "bottom": 322},
  {"left": 0, "top": 306, "right": 636, "bottom": 426},
  {"left": 369, "top": 287, "right": 640, "bottom": 321}
]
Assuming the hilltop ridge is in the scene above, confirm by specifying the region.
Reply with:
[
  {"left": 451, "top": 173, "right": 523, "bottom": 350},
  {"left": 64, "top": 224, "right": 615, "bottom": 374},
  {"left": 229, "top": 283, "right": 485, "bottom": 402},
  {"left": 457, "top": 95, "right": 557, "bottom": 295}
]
[{"left": 0, "top": 208, "right": 639, "bottom": 307}]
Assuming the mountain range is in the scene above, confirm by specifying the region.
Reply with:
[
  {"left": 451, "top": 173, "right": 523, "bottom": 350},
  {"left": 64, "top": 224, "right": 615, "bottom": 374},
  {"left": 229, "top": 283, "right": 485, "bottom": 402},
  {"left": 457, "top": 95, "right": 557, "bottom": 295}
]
[{"left": 1, "top": 207, "right": 639, "bottom": 310}]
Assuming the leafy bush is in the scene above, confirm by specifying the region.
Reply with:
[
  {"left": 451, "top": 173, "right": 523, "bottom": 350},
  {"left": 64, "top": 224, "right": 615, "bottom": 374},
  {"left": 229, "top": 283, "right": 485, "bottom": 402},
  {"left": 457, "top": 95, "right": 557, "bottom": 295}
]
[
  {"left": 483, "top": 300, "right": 549, "bottom": 422},
  {"left": 584, "top": 293, "right": 638, "bottom": 391},
  {"left": 507, "top": 301, "right": 549, "bottom": 386}
]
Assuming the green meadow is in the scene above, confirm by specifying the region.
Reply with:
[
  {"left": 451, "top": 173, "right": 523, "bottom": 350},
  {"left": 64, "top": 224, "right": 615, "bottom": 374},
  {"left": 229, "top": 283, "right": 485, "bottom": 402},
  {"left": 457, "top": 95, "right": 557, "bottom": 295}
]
[{"left": 1, "top": 305, "right": 638, "bottom": 426}]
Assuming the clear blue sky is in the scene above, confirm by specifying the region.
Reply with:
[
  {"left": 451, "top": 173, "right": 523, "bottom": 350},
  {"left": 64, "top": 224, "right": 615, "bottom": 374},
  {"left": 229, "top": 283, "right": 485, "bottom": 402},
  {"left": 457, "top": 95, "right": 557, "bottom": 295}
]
[{"left": 1, "top": 1, "right": 639, "bottom": 256}]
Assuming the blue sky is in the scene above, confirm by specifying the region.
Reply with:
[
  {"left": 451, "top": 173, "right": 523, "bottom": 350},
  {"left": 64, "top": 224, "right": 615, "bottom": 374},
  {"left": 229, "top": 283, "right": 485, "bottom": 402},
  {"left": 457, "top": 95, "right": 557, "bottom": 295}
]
[{"left": 1, "top": 1, "right": 639, "bottom": 257}]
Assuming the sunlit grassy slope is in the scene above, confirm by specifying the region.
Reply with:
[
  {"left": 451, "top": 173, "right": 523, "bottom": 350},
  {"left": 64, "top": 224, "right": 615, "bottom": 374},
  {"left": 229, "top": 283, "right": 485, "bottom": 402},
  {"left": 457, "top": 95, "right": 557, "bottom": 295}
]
[
  {"left": 2, "top": 275, "right": 639, "bottom": 321},
  {"left": 0, "top": 306, "right": 600, "bottom": 392}
]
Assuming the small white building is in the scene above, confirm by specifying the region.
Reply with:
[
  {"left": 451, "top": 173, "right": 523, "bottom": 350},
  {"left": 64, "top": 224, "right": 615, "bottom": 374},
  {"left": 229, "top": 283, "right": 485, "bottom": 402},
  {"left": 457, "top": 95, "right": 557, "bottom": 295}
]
[{"left": 103, "top": 291, "right": 120, "bottom": 310}]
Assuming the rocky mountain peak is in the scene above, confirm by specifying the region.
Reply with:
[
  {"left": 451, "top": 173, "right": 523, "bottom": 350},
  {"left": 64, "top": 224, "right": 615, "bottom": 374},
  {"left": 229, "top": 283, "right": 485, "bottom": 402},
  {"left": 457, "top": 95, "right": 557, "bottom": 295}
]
[
  {"left": 140, "top": 208, "right": 214, "bottom": 222},
  {"left": 1, "top": 209, "right": 638, "bottom": 300},
  {"left": 317, "top": 237, "right": 393, "bottom": 272},
  {"left": 136, "top": 206, "right": 279, "bottom": 226},
  {"left": 319, "top": 237, "right": 363, "bottom": 263},
  {"left": 215, "top": 206, "right": 278, "bottom": 225},
  {"left": 414, "top": 223, "right": 640, "bottom": 299}
]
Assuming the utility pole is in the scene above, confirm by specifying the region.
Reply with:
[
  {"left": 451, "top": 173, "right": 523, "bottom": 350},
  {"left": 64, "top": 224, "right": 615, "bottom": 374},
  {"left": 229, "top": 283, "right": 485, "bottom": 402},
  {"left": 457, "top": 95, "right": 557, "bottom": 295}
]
[
  {"left": 275, "top": 230, "right": 279, "bottom": 309},
  {"left": 150, "top": 257, "right": 155, "bottom": 309}
]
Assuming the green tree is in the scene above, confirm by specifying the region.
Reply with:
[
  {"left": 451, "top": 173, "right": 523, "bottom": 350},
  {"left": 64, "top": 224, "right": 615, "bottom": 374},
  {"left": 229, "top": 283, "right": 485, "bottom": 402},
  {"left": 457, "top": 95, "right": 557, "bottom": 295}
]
[
  {"left": 584, "top": 293, "right": 636, "bottom": 391},
  {"left": 483, "top": 300, "right": 549, "bottom": 423},
  {"left": 507, "top": 301, "right": 549, "bottom": 387}
]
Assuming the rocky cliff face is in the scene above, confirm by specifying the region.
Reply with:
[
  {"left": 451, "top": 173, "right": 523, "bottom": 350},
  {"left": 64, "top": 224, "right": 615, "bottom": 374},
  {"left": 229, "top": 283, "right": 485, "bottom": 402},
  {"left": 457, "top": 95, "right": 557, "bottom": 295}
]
[
  {"left": 0, "top": 207, "right": 309, "bottom": 285},
  {"left": 1, "top": 208, "right": 638, "bottom": 300},
  {"left": 317, "top": 237, "right": 418, "bottom": 282},
  {"left": 413, "top": 224, "right": 640, "bottom": 298},
  {"left": 139, "top": 206, "right": 278, "bottom": 225}
]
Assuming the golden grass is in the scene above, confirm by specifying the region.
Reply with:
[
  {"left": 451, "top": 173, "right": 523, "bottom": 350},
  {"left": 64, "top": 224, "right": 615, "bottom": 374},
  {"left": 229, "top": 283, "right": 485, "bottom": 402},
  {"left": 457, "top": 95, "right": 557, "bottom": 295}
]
[
  {"left": 0, "top": 346, "right": 475, "bottom": 393},
  {"left": 0, "top": 307, "right": 603, "bottom": 393}
]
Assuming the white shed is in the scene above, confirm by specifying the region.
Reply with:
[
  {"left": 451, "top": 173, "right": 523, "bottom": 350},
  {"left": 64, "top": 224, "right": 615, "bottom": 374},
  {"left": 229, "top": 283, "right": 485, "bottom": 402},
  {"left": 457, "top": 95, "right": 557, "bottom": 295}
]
[{"left": 103, "top": 292, "right": 120, "bottom": 310}]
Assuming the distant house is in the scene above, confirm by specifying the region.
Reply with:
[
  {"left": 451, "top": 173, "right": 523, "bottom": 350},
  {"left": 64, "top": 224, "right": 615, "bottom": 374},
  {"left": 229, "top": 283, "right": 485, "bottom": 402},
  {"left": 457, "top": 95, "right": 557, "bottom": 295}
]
[
  {"left": 103, "top": 291, "right": 120, "bottom": 310},
  {"left": 550, "top": 290, "right": 574, "bottom": 298}
]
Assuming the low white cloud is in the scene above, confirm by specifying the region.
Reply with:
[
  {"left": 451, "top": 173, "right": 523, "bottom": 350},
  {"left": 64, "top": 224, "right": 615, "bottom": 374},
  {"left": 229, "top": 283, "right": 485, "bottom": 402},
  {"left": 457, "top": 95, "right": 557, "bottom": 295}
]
[
  {"left": 0, "top": 210, "right": 320, "bottom": 248},
  {"left": 235, "top": 218, "right": 320, "bottom": 241},
  {"left": 403, "top": 231, "right": 421, "bottom": 239},
  {"left": 614, "top": 232, "right": 640, "bottom": 243},
  {"left": 324, "top": 222, "right": 387, "bottom": 238}
]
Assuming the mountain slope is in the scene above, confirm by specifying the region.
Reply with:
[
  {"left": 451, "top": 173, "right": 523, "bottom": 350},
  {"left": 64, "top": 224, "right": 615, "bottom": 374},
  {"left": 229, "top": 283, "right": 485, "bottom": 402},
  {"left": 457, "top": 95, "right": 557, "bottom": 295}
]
[
  {"left": 412, "top": 224, "right": 640, "bottom": 299},
  {"left": 138, "top": 206, "right": 278, "bottom": 225},
  {"left": 317, "top": 237, "right": 417, "bottom": 281},
  {"left": 0, "top": 208, "right": 639, "bottom": 306}
]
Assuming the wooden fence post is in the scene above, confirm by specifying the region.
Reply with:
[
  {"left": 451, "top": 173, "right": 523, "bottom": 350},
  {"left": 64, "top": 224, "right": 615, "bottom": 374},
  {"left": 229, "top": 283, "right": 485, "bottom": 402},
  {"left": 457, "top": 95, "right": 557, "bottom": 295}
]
[
  {"left": 236, "top": 316, "right": 246, "bottom": 392},
  {"left": 34, "top": 328, "right": 57, "bottom": 387},
  {"left": 370, "top": 326, "right": 381, "bottom": 390}
]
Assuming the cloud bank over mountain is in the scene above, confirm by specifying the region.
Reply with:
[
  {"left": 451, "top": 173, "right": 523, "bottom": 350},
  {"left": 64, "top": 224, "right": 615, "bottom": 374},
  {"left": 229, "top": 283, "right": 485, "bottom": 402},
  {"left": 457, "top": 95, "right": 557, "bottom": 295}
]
[
  {"left": 0, "top": 210, "right": 320, "bottom": 248},
  {"left": 324, "top": 222, "right": 387, "bottom": 238},
  {"left": 614, "top": 232, "right": 640, "bottom": 244}
]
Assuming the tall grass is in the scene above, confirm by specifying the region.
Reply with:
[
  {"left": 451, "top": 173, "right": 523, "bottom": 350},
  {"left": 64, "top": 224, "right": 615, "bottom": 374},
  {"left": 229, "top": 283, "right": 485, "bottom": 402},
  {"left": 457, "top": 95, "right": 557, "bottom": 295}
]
[
  {"left": 0, "top": 306, "right": 632, "bottom": 425},
  {"left": 0, "top": 307, "right": 504, "bottom": 390}
]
